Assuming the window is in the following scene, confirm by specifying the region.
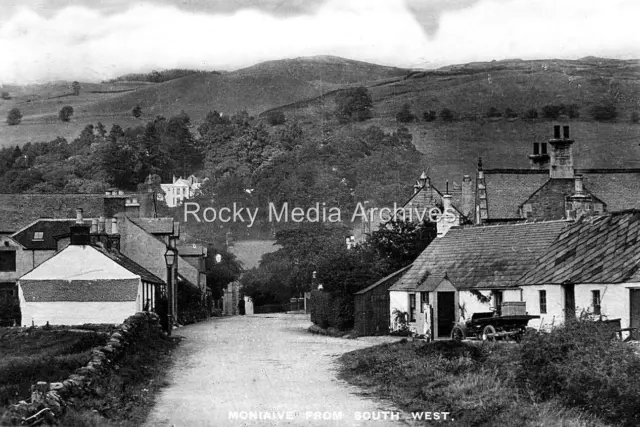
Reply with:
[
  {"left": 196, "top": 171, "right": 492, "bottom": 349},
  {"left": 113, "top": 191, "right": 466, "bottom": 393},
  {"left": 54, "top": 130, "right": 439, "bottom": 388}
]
[
  {"left": 492, "top": 290, "right": 503, "bottom": 315},
  {"left": 33, "top": 232, "right": 44, "bottom": 241},
  {"left": 539, "top": 290, "right": 547, "bottom": 314},
  {"left": 592, "top": 290, "right": 601, "bottom": 315},
  {"left": 420, "top": 292, "right": 429, "bottom": 313},
  {"left": 409, "top": 294, "right": 416, "bottom": 322},
  {"left": 0, "top": 251, "right": 16, "bottom": 272}
]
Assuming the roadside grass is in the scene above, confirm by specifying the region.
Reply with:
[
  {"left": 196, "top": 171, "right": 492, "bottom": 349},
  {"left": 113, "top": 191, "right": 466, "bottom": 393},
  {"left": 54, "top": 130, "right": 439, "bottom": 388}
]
[
  {"left": 338, "top": 339, "right": 610, "bottom": 427},
  {"left": 0, "top": 327, "right": 110, "bottom": 406},
  {"left": 57, "top": 325, "right": 180, "bottom": 426}
]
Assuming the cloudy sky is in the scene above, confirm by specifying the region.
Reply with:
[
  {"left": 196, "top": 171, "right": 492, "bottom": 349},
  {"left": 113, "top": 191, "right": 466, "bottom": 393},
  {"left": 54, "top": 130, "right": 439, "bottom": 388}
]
[{"left": 1, "top": 0, "right": 639, "bottom": 83}]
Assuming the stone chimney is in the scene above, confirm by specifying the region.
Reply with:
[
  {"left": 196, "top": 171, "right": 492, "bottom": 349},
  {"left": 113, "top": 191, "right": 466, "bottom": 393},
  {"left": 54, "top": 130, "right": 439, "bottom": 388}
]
[
  {"left": 75, "top": 208, "right": 84, "bottom": 224},
  {"left": 529, "top": 141, "right": 550, "bottom": 169},
  {"left": 125, "top": 197, "right": 141, "bottom": 218},
  {"left": 107, "top": 218, "right": 121, "bottom": 251},
  {"left": 475, "top": 157, "right": 488, "bottom": 224},
  {"left": 461, "top": 175, "right": 474, "bottom": 219},
  {"left": 104, "top": 191, "right": 128, "bottom": 218},
  {"left": 549, "top": 125, "right": 575, "bottom": 179},
  {"left": 565, "top": 175, "right": 593, "bottom": 220},
  {"left": 70, "top": 209, "right": 90, "bottom": 245},
  {"left": 437, "top": 194, "right": 460, "bottom": 237}
]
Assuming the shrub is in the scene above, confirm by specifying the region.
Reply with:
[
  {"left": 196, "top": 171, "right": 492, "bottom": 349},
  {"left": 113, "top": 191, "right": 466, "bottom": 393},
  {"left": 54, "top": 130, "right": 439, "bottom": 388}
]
[
  {"left": 631, "top": 111, "right": 640, "bottom": 123},
  {"left": 1, "top": 91, "right": 10, "bottom": 100},
  {"left": 591, "top": 102, "right": 617, "bottom": 121},
  {"left": 440, "top": 108, "right": 455, "bottom": 122},
  {"left": 395, "top": 103, "right": 415, "bottom": 123},
  {"left": 59, "top": 105, "right": 74, "bottom": 122},
  {"left": 422, "top": 110, "right": 436, "bottom": 122},
  {"left": 518, "top": 319, "right": 640, "bottom": 425},
  {"left": 265, "top": 111, "right": 286, "bottom": 126},
  {"left": 132, "top": 105, "right": 142, "bottom": 118},
  {"left": 335, "top": 86, "right": 373, "bottom": 123},
  {"left": 6, "top": 108, "right": 22, "bottom": 126},
  {"left": 542, "top": 104, "right": 563, "bottom": 119},
  {"left": 487, "top": 107, "right": 502, "bottom": 118},
  {"left": 523, "top": 108, "right": 539, "bottom": 120},
  {"left": 504, "top": 108, "right": 518, "bottom": 119}
]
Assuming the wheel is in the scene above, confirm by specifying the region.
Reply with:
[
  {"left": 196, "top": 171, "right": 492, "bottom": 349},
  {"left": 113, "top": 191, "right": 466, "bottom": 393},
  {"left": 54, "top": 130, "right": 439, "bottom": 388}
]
[
  {"left": 451, "top": 326, "right": 465, "bottom": 341},
  {"left": 482, "top": 325, "right": 497, "bottom": 341}
]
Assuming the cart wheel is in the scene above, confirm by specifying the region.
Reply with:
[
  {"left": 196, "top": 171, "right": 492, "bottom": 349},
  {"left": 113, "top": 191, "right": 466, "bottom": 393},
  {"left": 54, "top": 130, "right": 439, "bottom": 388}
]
[
  {"left": 482, "top": 325, "right": 497, "bottom": 341},
  {"left": 451, "top": 326, "right": 465, "bottom": 342}
]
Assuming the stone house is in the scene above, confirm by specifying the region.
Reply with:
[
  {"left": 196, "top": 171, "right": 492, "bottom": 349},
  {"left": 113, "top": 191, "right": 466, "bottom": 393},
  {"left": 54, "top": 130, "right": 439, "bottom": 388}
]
[
  {"left": 389, "top": 220, "right": 569, "bottom": 339},
  {"left": 517, "top": 210, "right": 640, "bottom": 337},
  {"left": 476, "top": 125, "right": 640, "bottom": 223},
  {"left": 18, "top": 219, "right": 163, "bottom": 326}
]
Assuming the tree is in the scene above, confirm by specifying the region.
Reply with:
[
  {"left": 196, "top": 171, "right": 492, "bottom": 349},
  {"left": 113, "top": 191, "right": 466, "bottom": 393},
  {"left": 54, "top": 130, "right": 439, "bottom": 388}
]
[
  {"left": 59, "top": 106, "right": 74, "bottom": 122},
  {"left": 132, "top": 105, "right": 142, "bottom": 118},
  {"left": 631, "top": 111, "right": 640, "bottom": 124},
  {"left": 487, "top": 106, "right": 502, "bottom": 118},
  {"left": 6, "top": 108, "right": 22, "bottom": 125},
  {"left": 542, "top": 104, "right": 562, "bottom": 119},
  {"left": 1, "top": 91, "right": 10, "bottom": 100},
  {"left": 422, "top": 110, "right": 436, "bottom": 122},
  {"left": 440, "top": 108, "right": 455, "bottom": 122},
  {"left": 335, "top": 87, "right": 373, "bottom": 123},
  {"left": 71, "top": 81, "right": 81, "bottom": 96},
  {"left": 591, "top": 102, "right": 617, "bottom": 121},
  {"left": 505, "top": 108, "right": 518, "bottom": 119},
  {"left": 524, "top": 108, "right": 539, "bottom": 120},
  {"left": 265, "top": 111, "right": 286, "bottom": 126},
  {"left": 96, "top": 122, "right": 107, "bottom": 138},
  {"left": 396, "top": 103, "right": 415, "bottom": 123}
]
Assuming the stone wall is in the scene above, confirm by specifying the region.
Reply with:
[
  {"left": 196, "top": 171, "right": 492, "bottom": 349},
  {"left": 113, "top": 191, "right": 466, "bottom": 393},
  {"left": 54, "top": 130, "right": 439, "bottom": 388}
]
[{"left": 3, "top": 311, "right": 164, "bottom": 425}]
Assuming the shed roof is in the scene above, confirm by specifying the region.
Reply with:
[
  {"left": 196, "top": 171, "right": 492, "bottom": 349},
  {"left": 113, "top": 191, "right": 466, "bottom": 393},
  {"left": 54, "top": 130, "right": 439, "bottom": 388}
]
[
  {"left": 518, "top": 210, "right": 640, "bottom": 285},
  {"left": 390, "top": 220, "right": 570, "bottom": 292},
  {"left": 355, "top": 265, "right": 412, "bottom": 295}
]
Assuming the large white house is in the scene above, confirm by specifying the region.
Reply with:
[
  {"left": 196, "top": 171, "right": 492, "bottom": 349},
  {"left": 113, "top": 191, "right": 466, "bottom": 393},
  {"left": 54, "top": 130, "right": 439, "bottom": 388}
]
[{"left": 160, "top": 175, "right": 203, "bottom": 207}]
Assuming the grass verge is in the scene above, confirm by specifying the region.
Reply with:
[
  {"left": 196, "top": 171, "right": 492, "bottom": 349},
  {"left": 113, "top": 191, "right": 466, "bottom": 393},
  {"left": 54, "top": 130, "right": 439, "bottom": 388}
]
[{"left": 338, "top": 339, "right": 611, "bottom": 426}]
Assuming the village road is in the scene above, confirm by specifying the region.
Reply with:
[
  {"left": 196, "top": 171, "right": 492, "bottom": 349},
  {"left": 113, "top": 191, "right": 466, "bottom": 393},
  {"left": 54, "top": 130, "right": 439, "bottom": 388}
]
[{"left": 144, "top": 313, "right": 417, "bottom": 427}]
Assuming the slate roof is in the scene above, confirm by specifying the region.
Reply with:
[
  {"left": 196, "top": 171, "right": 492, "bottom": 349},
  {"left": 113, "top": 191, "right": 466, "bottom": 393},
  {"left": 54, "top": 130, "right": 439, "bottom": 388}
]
[
  {"left": 94, "top": 246, "right": 165, "bottom": 285},
  {"left": 12, "top": 220, "right": 76, "bottom": 250},
  {"left": 518, "top": 211, "right": 640, "bottom": 285},
  {"left": 483, "top": 170, "right": 549, "bottom": 219},
  {"left": 130, "top": 218, "right": 175, "bottom": 235},
  {"left": 389, "top": 220, "right": 570, "bottom": 292},
  {"left": 354, "top": 265, "right": 412, "bottom": 295},
  {"left": 483, "top": 169, "right": 640, "bottom": 220},
  {"left": 398, "top": 183, "right": 467, "bottom": 221},
  {"left": 0, "top": 193, "right": 105, "bottom": 233},
  {"left": 20, "top": 279, "right": 139, "bottom": 302}
]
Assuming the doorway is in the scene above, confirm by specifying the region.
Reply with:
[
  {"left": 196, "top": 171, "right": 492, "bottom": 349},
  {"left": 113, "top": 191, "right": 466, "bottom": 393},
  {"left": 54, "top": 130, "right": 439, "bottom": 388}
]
[
  {"left": 437, "top": 292, "right": 455, "bottom": 338},
  {"left": 563, "top": 283, "right": 575, "bottom": 322},
  {"left": 630, "top": 289, "right": 640, "bottom": 340}
]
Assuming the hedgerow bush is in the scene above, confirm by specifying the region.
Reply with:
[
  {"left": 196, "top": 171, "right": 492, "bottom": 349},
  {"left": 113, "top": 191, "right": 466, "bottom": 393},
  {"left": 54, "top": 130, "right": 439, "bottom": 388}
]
[{"left": 518, "top": 319, "right": 640, "bottom": 426}]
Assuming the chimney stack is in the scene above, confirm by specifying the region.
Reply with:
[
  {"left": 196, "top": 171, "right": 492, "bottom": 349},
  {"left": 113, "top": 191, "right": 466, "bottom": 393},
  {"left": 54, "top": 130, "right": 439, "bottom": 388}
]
[
  {"left": 574, "top": 175, "right": 584, "bottom": 195},
  {"left": 529, "top": 141, "right": 550, "bottom": 170},
  {"left": 548, "top": 124, "right": 575, "bottom": 179},
  {"left": 107, "top": 218, "right": 121, "bottom": 252},
  {"left": 437, "top": 194, "right": 459, "bottom": 238},
  {"left": 75, "top": 208, "right": 83, "bottom": 224},
  {"left": 461, "top": 175, "right": 474, "bottom": 219}
]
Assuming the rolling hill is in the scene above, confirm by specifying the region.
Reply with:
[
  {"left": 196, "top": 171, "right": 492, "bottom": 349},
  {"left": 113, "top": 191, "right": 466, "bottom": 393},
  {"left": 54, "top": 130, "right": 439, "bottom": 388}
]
[{"left": 1, "top": 55, "right": 638, "bottom": 186}]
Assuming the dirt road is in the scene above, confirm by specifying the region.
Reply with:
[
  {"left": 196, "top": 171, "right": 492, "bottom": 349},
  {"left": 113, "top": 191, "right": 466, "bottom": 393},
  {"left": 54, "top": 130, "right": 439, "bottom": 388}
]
[{"left": 144, "top": 314, "right": 414, "bottom": 427}]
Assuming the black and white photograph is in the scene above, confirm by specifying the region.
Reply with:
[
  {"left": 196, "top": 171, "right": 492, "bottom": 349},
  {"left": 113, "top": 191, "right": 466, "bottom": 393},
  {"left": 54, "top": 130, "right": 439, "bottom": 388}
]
[{"left": 1, "top": 0, "right": 639, "bottom": 425}]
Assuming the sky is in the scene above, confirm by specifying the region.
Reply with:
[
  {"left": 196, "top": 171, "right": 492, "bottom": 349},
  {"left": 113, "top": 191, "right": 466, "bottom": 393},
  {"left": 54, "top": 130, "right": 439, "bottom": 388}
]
[{"left": 0, "top": 0, "right": 639, "bottom": 83}]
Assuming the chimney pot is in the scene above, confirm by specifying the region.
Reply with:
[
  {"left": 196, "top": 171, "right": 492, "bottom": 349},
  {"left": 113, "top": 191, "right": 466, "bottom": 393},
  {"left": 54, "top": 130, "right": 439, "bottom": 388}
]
[
  {"left": 574, "top": 175, "right": 584, "bottom": 194},
  {"left": 533, "top": 142, "right": 540, "bottom": 155},
  {"left": 111, "top": 218, "right": 118, "bottom": 234},
  {"left": 98, "top": 216, "right": 106, "bottom": 233},
  {"left": 563, "top": 125, "right": 570, "bottom": 139},
  {"left": 91, "top": 219, "right": 98, "bottom": 234},
  {"left": 105, "top": 191, "right": 111, "bottom": 196},
  {"left": 118, "top": 190, "right": 125, "bottom": 196},
  {"left": 554, "top": 125, "right": 561, "bottom": 139},
  {"left": 75, "top": 208, "right": 83, "bottom": 224}
]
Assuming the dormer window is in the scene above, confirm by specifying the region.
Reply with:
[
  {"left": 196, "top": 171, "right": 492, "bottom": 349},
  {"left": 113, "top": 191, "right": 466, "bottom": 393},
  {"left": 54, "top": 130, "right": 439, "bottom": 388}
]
[{"left": 33, "top": 232, "right": 44, "bottom": 241}]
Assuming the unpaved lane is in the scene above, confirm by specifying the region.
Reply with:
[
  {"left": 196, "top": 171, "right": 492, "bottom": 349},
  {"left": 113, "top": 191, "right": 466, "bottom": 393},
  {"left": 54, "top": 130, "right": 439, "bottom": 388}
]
[{"left": 144, "top": 314, "right": 414, "bottom": 426}]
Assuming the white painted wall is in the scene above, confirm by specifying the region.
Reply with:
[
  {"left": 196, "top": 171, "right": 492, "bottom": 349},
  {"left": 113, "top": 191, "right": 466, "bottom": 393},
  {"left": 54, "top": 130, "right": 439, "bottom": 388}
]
[
  {"left": 19, "top": 297, "right": 137, "bottom": 326},
  {"left": 20, "top": 245, "right": 138, "bottom": 281}
]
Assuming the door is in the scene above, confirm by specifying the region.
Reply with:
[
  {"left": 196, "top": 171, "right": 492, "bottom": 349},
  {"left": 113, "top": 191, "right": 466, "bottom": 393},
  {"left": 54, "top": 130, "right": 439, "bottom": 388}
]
[
  {"left": 564, "top": 284, "right": 575, "bottom": 322},
  {"left": 630, "top": 289, "right": 640, "bottom": 340},
  {"left": 437, "top": 292, "right": 456, "bottom": 338}
]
